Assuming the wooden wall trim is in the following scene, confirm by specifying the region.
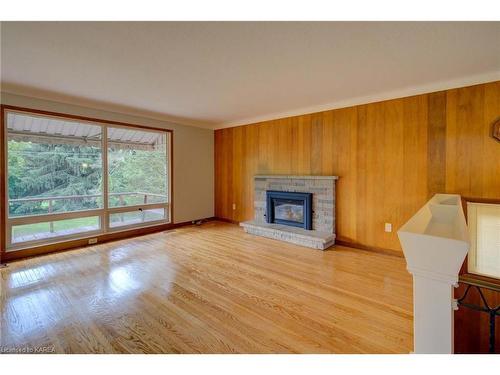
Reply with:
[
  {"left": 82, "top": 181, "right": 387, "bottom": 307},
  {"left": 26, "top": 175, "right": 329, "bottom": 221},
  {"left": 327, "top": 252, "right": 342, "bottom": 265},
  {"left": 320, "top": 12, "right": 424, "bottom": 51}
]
[
  {"left": 213, "top": 216, "right": 403, "bottom": 257},
  {"left": 213, "top": 216, "right": 239, "bottom": 225},
  {"left": 335, "top": 239, "right": 404, "bottom": 258}
]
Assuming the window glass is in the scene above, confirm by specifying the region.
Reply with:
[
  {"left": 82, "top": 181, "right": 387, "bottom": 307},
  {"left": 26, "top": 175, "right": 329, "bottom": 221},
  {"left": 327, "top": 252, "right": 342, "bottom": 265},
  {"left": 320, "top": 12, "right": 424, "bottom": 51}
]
[
  {"left": 109, "top": 208, "right": 166, "bottom": 228},
  {"left": 107, "top": 127, "right": 168, "bottom": 208},
  {"left": 7, "top": 112, "right": 103, "bottom": 217},
  {"left": 468, "top": 203, "right": 500, "bottom": 279},
  {"left": 12, "top": 216, "right": 100, "bottom": 244},
  {"left": 5, "top": 110, "right": 170, "bottom": 251}
]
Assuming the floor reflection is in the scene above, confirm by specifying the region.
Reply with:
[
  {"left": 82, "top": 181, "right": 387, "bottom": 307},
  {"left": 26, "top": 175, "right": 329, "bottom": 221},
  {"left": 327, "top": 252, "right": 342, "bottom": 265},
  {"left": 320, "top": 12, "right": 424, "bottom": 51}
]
[{"left": 1, "top": 238, "right": 177, "bottom": 346}]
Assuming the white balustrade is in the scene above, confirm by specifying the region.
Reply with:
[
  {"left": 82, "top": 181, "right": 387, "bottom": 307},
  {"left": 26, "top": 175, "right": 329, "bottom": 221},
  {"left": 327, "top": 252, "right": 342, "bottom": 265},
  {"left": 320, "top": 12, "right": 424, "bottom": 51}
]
[{"left": 398, "top": 194, "right": 470, "bottom": 354}]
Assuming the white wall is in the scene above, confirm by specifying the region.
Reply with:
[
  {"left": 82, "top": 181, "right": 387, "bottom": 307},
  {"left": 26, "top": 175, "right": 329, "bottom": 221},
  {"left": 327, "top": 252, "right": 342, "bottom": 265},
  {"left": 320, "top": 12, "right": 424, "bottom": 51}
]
[{"left": 0, "top": 92, "right": 214, "bottom": 223}]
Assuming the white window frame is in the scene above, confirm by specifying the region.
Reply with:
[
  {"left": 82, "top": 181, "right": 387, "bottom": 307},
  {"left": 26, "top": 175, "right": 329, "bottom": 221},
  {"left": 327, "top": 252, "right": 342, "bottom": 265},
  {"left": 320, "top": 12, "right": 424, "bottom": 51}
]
[
  {"left": 467, "top": 201, "right": 500, "bottom": 280},
  {"left": 4, "top": 108, "right": 172, "bottom": 252}
]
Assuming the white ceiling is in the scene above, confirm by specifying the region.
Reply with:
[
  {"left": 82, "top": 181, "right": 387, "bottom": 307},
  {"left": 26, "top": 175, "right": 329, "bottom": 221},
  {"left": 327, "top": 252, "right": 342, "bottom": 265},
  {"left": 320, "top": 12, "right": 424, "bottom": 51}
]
[{"left": 1, "top": 22, "right": 499, "bottom": 129}]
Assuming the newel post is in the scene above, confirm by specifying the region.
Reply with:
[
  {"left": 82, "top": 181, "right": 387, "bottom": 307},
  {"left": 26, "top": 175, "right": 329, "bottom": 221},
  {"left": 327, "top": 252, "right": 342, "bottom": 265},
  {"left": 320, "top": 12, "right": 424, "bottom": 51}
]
[{"left": 397, "top": 194, "right": 470, "bottom": 354}]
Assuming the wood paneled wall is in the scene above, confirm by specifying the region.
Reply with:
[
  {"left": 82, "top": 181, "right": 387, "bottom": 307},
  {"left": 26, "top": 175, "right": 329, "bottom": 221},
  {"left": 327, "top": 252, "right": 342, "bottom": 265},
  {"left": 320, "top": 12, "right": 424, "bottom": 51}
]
[{"left": 214, "top": 81, "right": 500, "bottom": 253}]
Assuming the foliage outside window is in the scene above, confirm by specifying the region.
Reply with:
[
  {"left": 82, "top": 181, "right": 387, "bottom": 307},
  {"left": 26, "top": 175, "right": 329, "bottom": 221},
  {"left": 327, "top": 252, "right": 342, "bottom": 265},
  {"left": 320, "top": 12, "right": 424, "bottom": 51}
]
[{"left": 4, "top": 110, "right": 171, "bottom": 250}]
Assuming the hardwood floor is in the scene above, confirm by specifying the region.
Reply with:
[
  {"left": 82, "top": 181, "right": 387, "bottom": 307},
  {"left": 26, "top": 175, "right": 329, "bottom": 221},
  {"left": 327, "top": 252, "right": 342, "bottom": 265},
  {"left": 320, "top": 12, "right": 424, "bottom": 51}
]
[{"left": 0, "top": 221, "right": 413, "bottom": 353}]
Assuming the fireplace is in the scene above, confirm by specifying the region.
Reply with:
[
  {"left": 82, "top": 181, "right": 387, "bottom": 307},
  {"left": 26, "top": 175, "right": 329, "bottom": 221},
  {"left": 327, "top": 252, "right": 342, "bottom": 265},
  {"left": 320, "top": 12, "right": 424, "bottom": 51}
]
[
  {"left": 241, "top": 175, "right": 337, "bottom": 249},
  {"left": 266, "top": 190, "right": 312, "bottom": 230}
]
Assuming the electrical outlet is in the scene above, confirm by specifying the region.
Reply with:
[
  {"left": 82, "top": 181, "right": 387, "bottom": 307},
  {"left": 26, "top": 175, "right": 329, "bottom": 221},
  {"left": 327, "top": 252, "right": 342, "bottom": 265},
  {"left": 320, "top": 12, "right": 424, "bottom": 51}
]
[
  {"left": 232, "top": 203, "right": 236, "bottom": 210},
  {"left": 88, "top": 238, "right": 98, "bottom": 244},
  {"left": 384, "top": 223, "right": 392, "bottom": 233}
]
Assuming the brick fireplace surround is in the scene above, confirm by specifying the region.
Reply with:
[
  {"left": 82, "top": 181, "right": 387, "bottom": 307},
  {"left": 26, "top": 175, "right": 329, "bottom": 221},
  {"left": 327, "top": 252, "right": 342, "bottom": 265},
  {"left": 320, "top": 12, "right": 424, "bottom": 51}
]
[{"left": 240, "top": 175, "right": 338, "bottom": 250}]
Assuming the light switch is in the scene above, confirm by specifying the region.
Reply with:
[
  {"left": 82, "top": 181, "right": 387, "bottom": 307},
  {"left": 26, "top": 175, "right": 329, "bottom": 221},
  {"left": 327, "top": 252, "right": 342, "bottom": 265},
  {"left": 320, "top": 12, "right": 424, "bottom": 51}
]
[{"left": 384, "top": 223, "right": 392, "bottom": 233}]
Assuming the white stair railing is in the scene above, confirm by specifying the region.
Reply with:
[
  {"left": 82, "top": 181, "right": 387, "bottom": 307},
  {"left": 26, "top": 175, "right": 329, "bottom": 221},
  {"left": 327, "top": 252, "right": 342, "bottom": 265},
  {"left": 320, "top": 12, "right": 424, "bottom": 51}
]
[{"left": 398, "top": 194, "right": 470, "bottom": 354}]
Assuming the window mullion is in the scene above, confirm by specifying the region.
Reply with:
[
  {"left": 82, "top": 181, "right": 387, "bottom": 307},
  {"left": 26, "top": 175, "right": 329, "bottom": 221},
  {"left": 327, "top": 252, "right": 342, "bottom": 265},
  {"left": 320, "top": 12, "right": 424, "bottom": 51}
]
[{"left": 102, "top": 125, "right": 109, "bottom": 233}]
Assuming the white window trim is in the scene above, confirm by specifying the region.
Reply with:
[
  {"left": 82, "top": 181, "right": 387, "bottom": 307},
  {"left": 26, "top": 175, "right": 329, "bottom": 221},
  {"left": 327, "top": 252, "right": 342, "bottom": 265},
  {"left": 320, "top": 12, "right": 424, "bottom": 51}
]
[{"left": 467, "top": 201, "right": 500, "bottom": 280}]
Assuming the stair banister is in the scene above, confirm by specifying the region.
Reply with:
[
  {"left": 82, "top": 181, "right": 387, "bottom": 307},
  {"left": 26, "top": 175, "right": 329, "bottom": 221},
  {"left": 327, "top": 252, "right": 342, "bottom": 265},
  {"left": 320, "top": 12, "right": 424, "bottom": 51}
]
[{"left": 398, "top": 194, "right": 470, "bottom": 354}]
